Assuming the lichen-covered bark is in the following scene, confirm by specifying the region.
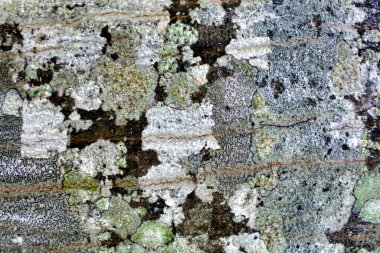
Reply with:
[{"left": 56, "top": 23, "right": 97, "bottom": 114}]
[{"left": 0, "top": 0, "right": 379, "bottom": 252}]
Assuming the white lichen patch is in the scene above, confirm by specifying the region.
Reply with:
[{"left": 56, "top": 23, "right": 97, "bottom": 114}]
[
  {"left": 139, "top": 163, "right": 195, "bottom": 208},
  {"left": 228, "top": 184, "right": 258, "bottom": 228},
  {"left": 21, "top": 98, "right": 68, "bottom": 158},
  {"left": 195, "top": 172, "right": 218, "bottom": 203},
  {"left": 140, "top": 102, "right": 219, "bottom": 225},
  {"left": 159, "top": 206, "right": 185, "bottom": 226},
  {"left": 142, "top": 102, "right": 219, "bottom": 162},
  {"left": 221, "top": 233, "right": 269, "bottom": 253},
  {"left": 63, "top": 111, "right": 93, "bottom": 133},
  {"left": 70, "top": 82, "right": 102, "bottom": 111},
  {"left": 0, "top": 89, "right": 22, "bottom": 117},
  {"left": 74, "top": 140, "right": 127, "bottom": 177},
  {"left": 226, "top": 37, "right": 272, "bottom": 69}
]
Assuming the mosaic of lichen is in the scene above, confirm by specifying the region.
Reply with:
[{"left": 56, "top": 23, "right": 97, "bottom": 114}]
[{"left": 0, "top": 0, "right": 379, "bottom": 252}]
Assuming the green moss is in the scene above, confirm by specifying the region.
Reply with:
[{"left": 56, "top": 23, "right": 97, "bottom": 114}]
[
  {"left": 132, "top": 220, "right": 173, "bottom": 249},
  {"left": 104, "top": 196, "right": 141, "bottom": 238},
  {"left": 354, "top": 172, "right": 380, "bottom": 210}
]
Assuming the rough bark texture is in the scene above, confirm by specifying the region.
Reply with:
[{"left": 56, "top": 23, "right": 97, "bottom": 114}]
[{"left": 0, "top": 0, "right": 379, "bottom": 252}]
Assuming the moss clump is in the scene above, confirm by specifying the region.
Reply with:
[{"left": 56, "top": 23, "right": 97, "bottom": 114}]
[
  {"left": 354, "top": 172, "right": 380, "bottom": 210},
  {"left": 132, "top": 220, "right": 173, "bottom": 249},
  {"left": 104, "top": 196, "right": 141, "bottom": 238}
]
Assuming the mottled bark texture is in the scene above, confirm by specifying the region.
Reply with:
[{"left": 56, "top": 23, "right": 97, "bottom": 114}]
[{"left": 0, "top": 0, "right": 379, "bottom": 252}]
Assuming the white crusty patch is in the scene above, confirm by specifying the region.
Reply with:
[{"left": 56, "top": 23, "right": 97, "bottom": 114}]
[
  {"left": 221, "top": 233, "right": 269, "bottom": 253},
  {"left": 75, "top": 139, "right": 125, "bottom": 177},
  {"left": 71, "top": 82, "right": 102, "bottom": 111},
  {"left": 228, "top": 184, "right": 258, "bottom": 228},
  {"left": 21, "top": 98, "right": 68, "bottom": 158},
  {"left": 140, "top": 102, "right": 219, "bottom": 225},
  {"left": 0, "top": 89, "right": 22, "bottom": 117},
  {"left": 226, "top": 37, "right": 272, "bottom": 69},
  {"left": 142, "top": 102, "right": 219, "bottom": 163}
]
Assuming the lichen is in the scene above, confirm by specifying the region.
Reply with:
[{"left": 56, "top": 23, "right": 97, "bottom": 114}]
[
  {"left": 74, "top": 140, "right": 127, "bottom": 177},
  {"left": 252, "top": 130, "right": 276, "bottom": 161},
  {"left": 21, "top": 98, "right": 68, "bottom": 158},
  {"left": 0, "top": 88, "right": 22, "bottom": 117},
  {"left": 359, "top": 199, "right": 380, "bottom": 224},
  {"left": 104, "top": 196, "right": 141, "bottom": 239},
  {"left": 132, "top": 220, "right": 173, "bottom": 249},
  {"left": 328, "top": 42, "right": 364, "bottom": 95},
  {"left": 354, "top": 172, "right": 380, "bottom": 210},
  {"left": 228, "top": 184, "right": 258, "bottom": 228},
  {"left": 63, "top": 170, "right": 99, "bottom": 205},
  {"left": 92, "top": 29, "right": 158, "bottom": 125}
]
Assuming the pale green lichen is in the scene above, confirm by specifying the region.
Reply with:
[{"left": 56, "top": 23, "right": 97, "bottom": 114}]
[
  {"left": 157, "top": 22, "right": 199, "bottom": 75},
  {"left": 164, "top": 72, "right": 199, "bottom": 106},
  {"left": 104, "top": 196, "right": 141, "bottom": 239},
  {"left": 255, "top": 208, "right": 287, "bottom": 253},
  {"left": 93, "top": 29, "right": 157, "bottom": 125},
  {"left": 132, "top": 220, "right": 173, "bottom": 249},
  {"left": 359, "top": 199, "right": 380, "bottom": 223},
  {"left": 63, "top": 170, "right": 99, "bottom": 205},
  {"left": 329, "top": 42, "right": 363, "bottom": 94},
  {"left": 136, "top": 207, "right": 147, "bottom": 217},
  {"left": 26, "top": 84, "right": 53, "bottom": 98},
  {"left": 252, "top": 130, "right": 276, "bottom": 161},
  {"left": 97, "top": 232, "right": 112, "bottom": 241},
  {"left": 96, "top": 198, "right": 110, "bottom": 211},
  {"left": 354, "top": 172, "right": 380, "bottom": 210},
  {"left": 249, "top": 169, "right": 278, "bottom": 193}
]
